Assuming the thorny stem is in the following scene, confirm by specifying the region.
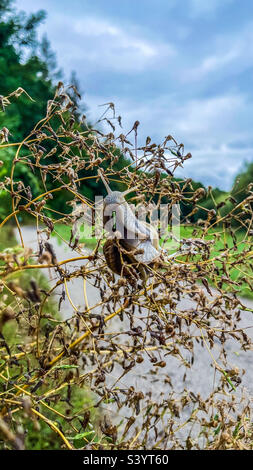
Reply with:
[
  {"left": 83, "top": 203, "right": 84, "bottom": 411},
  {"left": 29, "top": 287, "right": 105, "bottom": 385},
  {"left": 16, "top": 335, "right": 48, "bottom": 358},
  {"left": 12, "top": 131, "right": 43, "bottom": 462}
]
[{"left": 0, "top": 85, "right": 252, "bottom": 450}]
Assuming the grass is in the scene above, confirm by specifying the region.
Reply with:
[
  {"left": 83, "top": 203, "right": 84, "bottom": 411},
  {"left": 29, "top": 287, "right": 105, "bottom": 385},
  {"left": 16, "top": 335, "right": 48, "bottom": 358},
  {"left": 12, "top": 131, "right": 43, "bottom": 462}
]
[
  {"left": 2, "top": 220, "right": 251, "bottom": 300},
  {"left": 52, "top": 222, "right": 98, "bottom": 250},
  {"left": 173, "top": 225, "right": 252, "bottom": 299},
  {"left": 24, "top": 385, "right": 99, "bottom": 450},
  {"left": 0, "top": 225, "right": 17, "bottom": 251},
  {"left": 52, "top": 221, "right": 252, "bottom": 299}
]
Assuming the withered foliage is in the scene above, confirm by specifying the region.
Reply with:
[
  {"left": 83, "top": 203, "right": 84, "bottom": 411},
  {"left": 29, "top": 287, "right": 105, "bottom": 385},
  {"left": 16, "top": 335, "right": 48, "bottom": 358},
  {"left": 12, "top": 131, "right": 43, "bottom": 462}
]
[{"left": 0, "top": 84, "right": 252, "bottom": 450}]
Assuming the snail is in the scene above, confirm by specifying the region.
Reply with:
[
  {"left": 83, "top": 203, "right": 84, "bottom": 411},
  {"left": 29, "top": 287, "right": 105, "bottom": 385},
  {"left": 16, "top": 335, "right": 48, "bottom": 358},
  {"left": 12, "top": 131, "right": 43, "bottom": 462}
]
[{"left": 98, "top": 170, "right": 161, "bottom": 280}]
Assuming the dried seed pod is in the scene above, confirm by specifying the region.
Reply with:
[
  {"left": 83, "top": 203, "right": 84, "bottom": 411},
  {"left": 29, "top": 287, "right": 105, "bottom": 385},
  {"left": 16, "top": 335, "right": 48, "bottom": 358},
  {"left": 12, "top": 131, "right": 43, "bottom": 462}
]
[{"left": 103, "top": 238, "right": 146, "bottom": 280}]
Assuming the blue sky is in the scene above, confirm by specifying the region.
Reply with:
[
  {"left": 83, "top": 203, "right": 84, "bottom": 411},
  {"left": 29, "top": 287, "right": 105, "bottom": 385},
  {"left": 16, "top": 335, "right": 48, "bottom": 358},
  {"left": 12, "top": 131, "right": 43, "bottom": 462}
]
[{"left": 15, "top": 0, "right": 253, "bottom": 190}]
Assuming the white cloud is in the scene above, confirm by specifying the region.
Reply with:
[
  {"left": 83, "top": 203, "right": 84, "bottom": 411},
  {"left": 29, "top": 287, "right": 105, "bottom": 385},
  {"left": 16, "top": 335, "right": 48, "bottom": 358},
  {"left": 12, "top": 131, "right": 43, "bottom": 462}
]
[
  {"left": 97, "top": 93, "right": 246, "bottom": 148},
  {"left": 186, "top": 49, "right": 239, "bottom": 80},
  {"left": 170, "top": 94, "right": 246, "bottom": 144},
  {"left": 73, "top": 18, "right": 120, "bottom": 37},
  {"left": 73, "top": 19, "right": 157, "bottom": 58},
  {"left": 27, "top": 12, "right": 176, "bottom": 74},
  {"left": 84, "top": 91, "right": 252, "bottom": 190},
  {"left": 69, "top": 16, "right": 175, "bottom": 71},
  {"left": 15, "top": 1, "right": 176, "bottom": 72},
  {"left": 189, "top": 0, "right": 234, "bottom": 17},
  {"left": 13, "top": 0, "right": 253, "bottom": 189},
  {"left": 184, "top": 23, "right": 253, "bottom": 81},
  {"left": 175, "top": 144, "right": 252, "bottom": 189}
]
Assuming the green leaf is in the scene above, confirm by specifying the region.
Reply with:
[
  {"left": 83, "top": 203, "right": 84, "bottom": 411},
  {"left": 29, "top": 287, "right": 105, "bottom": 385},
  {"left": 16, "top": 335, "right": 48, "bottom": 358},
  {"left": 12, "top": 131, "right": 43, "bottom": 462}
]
[
  {"left": 222, "top": 371, "right": 236, "bottom": 391},
  {"left": 70, "top": 430, "right": 95, "bottom": 441},
  {"left": 51, "top": 364, "right": 79, "bottom": 370},
  {"left": 214, "top": 424, "right": 221, "bottom": 435},
  {"left": 233, "top": 422, "right": 241, "bottom": 438}
]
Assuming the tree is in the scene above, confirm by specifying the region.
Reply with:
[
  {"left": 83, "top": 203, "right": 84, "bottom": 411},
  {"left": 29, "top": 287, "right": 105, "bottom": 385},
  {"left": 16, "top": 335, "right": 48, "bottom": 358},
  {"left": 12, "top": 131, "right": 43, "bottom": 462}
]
[
  {"left": 0, "top": 0, "right": 59, "bottom": 141},
  {"left": 0, "top": 0, "right": 62, "bottom": 218},
  {"left": 232, "top": 161, "right": 253, "bottom": 204}
]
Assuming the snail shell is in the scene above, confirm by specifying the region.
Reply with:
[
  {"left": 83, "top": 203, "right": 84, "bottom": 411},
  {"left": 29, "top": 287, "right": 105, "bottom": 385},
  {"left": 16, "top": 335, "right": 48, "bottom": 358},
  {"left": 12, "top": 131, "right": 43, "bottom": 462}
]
[{"left": 103, "top": 238, "right": 147, "bottom": 280}]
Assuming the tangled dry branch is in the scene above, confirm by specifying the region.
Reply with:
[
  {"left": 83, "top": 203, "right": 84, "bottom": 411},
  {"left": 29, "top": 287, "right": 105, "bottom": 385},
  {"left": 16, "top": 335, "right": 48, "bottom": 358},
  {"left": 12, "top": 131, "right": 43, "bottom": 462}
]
[{"left": 0, "top": 84, "right": 252, "bottom": 450}]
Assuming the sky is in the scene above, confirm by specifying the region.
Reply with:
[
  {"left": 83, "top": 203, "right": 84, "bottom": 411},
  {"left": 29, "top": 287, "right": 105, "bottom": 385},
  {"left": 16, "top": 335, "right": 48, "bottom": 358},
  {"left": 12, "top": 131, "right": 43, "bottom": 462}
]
[{"left": 15, "top": 0, "right": 253, "bottom": 190}]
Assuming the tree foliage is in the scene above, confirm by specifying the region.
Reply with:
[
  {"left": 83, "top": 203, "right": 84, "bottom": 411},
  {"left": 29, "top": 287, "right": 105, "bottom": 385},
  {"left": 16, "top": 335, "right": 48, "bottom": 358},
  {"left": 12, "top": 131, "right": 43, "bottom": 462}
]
[{"left": 232, "top": 161, "right": 253, "bottom": 204}]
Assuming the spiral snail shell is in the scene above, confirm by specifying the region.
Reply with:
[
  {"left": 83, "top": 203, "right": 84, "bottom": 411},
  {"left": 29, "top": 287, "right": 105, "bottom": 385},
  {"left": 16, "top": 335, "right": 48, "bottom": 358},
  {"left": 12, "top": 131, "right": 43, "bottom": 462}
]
[{"left": 99, "top": 170, "right": 161, "bottom": 280}]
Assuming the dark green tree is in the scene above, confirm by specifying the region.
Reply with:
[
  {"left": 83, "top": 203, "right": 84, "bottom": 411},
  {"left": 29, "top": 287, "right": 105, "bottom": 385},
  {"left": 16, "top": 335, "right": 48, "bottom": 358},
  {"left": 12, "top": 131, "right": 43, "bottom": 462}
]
[
  {"left": 0, "top": 0, "right": 64, "bottom": 219},
  {"left": 232, "top": 161, "right": 253, "bottom": 204},
  {"left": 0, "top": 0, "right": 60, "bottom": 141}
]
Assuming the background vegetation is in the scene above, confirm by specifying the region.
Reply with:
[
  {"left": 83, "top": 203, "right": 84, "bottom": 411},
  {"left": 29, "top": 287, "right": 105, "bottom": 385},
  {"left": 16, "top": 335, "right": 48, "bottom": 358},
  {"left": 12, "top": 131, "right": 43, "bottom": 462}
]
[
  {"left": 0, "top": 0, "right": 251, "bottom": 225},
  {"left": 0, "top": 0, "right": 252, "bottom": 451}
]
